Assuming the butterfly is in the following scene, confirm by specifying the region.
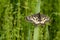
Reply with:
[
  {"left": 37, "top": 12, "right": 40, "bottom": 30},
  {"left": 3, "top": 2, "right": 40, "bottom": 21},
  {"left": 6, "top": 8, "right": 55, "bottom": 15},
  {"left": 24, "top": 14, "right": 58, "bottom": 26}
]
[{"left": 26, "top": 12, "right": 49, "bottom": 26}]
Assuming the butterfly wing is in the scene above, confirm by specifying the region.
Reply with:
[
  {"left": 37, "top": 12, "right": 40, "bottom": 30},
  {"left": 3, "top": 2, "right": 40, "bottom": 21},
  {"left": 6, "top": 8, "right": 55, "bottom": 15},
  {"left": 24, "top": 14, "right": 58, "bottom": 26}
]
[
  {"left": 26, "top": 13, "right": 41, "bottom": 24},
  {"left": 40, "top": 14, "right": 49, "bottom": 25}
]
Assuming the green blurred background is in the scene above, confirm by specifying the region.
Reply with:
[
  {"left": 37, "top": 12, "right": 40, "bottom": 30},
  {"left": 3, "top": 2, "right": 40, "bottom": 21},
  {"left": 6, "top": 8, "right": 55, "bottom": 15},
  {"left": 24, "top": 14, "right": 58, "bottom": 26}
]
[{"left": 0, "top": 0, "right": 60, "bottom": 40}]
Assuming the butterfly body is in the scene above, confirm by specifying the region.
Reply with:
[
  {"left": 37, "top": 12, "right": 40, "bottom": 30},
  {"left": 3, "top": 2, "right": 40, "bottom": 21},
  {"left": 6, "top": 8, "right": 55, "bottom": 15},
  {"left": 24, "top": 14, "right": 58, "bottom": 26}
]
[{"left": 26, "top": 13, "right": 49, "bottom": 25}]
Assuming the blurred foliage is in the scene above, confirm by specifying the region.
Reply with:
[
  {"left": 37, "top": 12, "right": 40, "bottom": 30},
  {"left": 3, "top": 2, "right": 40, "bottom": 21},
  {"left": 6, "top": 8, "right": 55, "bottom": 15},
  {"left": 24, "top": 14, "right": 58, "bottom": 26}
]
[{"left": 0, "top": 0, "right": 60, "bottom": 40}]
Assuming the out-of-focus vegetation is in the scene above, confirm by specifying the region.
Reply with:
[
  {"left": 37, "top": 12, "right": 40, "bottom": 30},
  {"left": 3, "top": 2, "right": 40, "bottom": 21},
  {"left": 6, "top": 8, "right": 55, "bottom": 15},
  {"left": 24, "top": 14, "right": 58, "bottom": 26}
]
[{"left": 0, "top": 0, "right": 60, "bottom": 40}]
